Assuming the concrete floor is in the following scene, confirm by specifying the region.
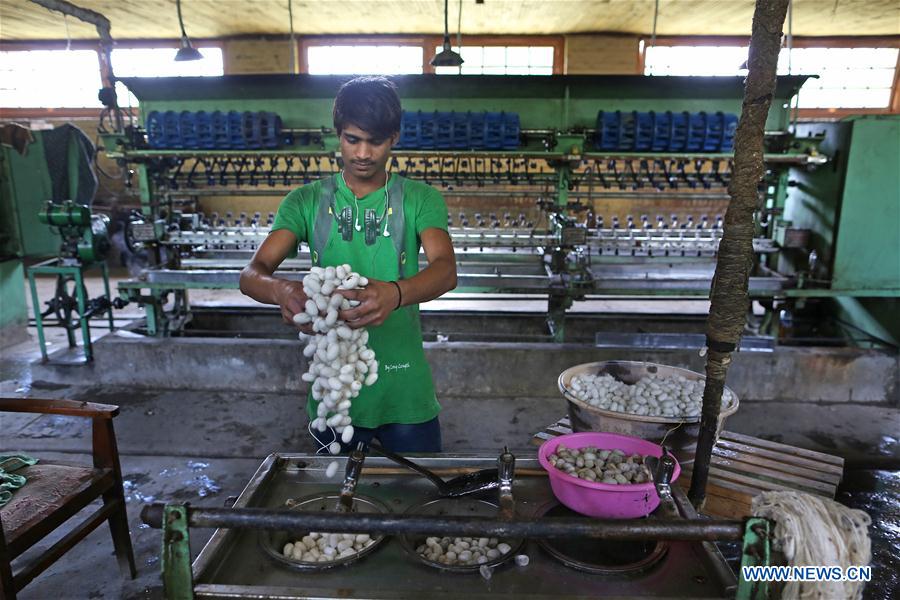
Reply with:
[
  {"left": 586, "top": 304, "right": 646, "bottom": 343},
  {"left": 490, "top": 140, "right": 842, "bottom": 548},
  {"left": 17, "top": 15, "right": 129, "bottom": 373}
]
[{"left": 1, "top": 272, "right": 898, "bottom": 599}]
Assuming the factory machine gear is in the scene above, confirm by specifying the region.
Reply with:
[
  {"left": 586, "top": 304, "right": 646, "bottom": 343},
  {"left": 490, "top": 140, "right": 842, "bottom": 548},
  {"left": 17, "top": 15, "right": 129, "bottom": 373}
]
[
  {"left": 97, "top": 74, "right": 895, "bottom": 344},
  {"left": 27, "top": 200, "right": 122, "bottom": 362}
]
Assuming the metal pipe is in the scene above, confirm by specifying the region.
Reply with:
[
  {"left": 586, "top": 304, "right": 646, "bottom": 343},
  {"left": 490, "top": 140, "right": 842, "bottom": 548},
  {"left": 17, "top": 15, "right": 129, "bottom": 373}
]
[
  {"left": 166, "top": 188, "right": 733, "bottom": 201},
  {"left": 140, "top": 504, "right": 745, "bottom": 541},
  {"left": 29, "top": 0, "right": 111, "bottom": 44},
  {"left": 29, "top": 0, "right": 119, "bottom": 122}
]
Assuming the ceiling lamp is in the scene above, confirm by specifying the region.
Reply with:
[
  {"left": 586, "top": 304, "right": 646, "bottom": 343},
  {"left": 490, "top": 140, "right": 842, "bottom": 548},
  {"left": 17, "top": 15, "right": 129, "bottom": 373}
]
[
  {"left": 174, "top": 0, "right": 203, "bottom": 62},
  {"left": 431, "top": 0, "right": 464, "bottom": 68}
]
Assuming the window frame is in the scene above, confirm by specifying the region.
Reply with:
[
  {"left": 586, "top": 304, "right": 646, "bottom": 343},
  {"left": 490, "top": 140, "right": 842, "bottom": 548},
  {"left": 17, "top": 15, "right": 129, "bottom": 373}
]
[
  {"left": 0, "top": 38, "right": 224, "bottom": 118},
  {"left": 299, "top": 35, "right": 430, "bottom": 75},
  {"left": 299, "top": 34, "right": 563, "bottom": 75},
  {"left": 640, "top": 35, "right": 900, "bottom": 118},
  {"left": 300, "top": 36, "right": 429, "bottom": 75},
  {"left": 422, "top": 34, "right": 564, "bottom": 75}
]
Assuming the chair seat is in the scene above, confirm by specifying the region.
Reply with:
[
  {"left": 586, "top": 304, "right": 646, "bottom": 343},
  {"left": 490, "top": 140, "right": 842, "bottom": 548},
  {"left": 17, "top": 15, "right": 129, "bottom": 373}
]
[{"left": 1, "top": 462, "right": 113, "bottom": 555}]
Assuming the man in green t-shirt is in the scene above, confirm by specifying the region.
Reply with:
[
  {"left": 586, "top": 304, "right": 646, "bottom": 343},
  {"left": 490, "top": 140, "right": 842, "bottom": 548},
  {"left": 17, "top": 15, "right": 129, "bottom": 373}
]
[{"left": 239, "top": 76, "right": 457, "bottom": 453}]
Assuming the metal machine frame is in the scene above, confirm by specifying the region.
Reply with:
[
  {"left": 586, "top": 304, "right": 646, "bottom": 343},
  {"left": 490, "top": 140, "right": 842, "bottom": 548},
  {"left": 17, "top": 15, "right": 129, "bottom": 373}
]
[
  {"left": 142, "top": 453, "right": 772, "bottom": 600},
  {"left": 104, "top": 74, "right": 842, "bottom": 340}
]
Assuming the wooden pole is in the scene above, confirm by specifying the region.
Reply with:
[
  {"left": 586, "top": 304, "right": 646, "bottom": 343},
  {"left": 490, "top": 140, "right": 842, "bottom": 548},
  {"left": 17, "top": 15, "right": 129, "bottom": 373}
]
[{"left": 688, "top": 0, "right": 790, "bottom": 508}]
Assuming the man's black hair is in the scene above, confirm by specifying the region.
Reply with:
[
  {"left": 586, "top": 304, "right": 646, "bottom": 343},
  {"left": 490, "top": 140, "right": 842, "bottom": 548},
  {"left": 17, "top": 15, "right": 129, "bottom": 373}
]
[{"left": 333, "top": 76, "right": 402, "bottom": 140}]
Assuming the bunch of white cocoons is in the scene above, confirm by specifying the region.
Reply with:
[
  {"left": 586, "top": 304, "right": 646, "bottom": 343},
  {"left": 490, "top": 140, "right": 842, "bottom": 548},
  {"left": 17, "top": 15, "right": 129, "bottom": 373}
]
[
  {"left": 283, "top": 532, "right": 375, "bottom": 563},
  {"left": 293, "top": 264, "right": 379, "bottom": 453},
  {"left": 548, "top": 445, "right": 652, "bottom": 484},
  {"left": 569, "top": 373, "right": 734, "bottom": 419},
  {"left": 416, "top": 536, "right": 513, "bottom": 567}
]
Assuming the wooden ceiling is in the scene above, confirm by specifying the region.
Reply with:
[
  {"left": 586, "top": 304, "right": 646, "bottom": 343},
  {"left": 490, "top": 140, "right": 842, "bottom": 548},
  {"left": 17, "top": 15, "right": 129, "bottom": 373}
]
[{"left": 1, "top": 0, "right": 898, "bottom": 41}]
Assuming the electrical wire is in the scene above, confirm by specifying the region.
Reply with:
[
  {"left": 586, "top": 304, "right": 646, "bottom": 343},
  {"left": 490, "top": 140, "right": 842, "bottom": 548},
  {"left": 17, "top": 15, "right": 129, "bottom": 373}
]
[
  {"left": 288, "top": 0, "right": 297, "bottom": 74},
  {"left": 456, "top": 0, "right": 463, "bottom": 75},
  {"left": 63, "top": 14, "right": 72, "bottom": 51},
  {"left": 649, "top": 0, "right": 659, "bottom": 57},
  {"left": 308, "top": 419, "right": 339, "bottom": 455}
]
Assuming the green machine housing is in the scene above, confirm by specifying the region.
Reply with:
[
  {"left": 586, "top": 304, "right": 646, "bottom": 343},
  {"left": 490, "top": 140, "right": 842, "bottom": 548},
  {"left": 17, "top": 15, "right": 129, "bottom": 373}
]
[
  {"left": 783, "top": 115, "right": 900, "bottom": 345},
  {"left": 101, "top": 73, "right": 896, "bottom": 344}
]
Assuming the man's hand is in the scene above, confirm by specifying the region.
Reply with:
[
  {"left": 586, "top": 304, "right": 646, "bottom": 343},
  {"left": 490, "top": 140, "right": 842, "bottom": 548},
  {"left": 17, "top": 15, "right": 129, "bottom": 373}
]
[
  {"left": 273, "top": 279, "right": 314, "bottom": 334},
  {"left": 336, "top": 278, "right": 401, "bottom": 329}
]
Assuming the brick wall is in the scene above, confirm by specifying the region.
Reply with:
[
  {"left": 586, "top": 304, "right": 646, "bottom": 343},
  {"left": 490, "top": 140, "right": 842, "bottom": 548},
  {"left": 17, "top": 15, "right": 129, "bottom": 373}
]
[
  {"left": 221, "top": 34, "right": 643, "bottom": 76},
  {"left": 223, "top": 38, "right": 295, "bottom": 74},
  {"left": 564, "top": 34, "right": 642, "bottom": 74}
]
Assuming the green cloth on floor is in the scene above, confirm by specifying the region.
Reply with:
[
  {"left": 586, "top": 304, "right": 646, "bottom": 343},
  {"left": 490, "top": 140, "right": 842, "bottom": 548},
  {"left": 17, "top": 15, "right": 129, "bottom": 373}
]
[{"left": 0, "top": 453, "right": 39, "bottom": 508}]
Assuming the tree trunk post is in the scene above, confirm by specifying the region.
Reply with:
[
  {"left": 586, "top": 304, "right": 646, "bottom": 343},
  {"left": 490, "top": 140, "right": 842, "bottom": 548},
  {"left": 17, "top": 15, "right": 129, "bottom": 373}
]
[{"left": 688, "top": 0, "right": 790, "bottom": 509}]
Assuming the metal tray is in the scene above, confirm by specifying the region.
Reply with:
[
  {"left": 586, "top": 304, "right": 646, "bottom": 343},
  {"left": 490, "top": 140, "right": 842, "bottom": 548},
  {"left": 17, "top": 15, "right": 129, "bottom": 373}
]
[{"left": 192, "top": 453, "right": 736, "bottom": 599}]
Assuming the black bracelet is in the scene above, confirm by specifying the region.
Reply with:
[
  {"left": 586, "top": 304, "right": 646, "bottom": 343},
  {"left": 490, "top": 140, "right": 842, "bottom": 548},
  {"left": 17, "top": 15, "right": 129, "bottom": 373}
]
[{"left": 390, "top": 280, "right": 402, "bottom": 310}]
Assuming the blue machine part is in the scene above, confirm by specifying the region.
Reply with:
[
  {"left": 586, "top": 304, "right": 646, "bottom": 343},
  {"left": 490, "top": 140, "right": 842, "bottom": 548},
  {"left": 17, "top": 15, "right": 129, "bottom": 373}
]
[
  {"left": 259, "top": 112, "right": 282, "bottom": 149},
  {"left": 618, "top": 112, "right": 637, "bottom": 151},
  {"left": 685, "top": 112, "right": 707, "bottom": 152},
  {"left": 195, "top": 111, "right": 213, "bottom": 148},
  {"left": 211, "top": 111, "right": 229, "bottom": 149},
  {"left": 396, "top": 110, "right": 520, "bottom": 150},
  {"left": 146, "top": 111, "right": 166, "bottom": 148},
  {"left": 668, "top": 112, "right": 689, "bottom": 152},
  {"left": 468, "top": 111, "right": 486, "bottom": 149},
  {"left": 436, "top": 112, "right": 454, "bottom": 149},
  {"left": 178, "top": 111, "right": 198, "bottom": 149},
  {"left": 650, "top": 111, "right": 671, "bottom": 152},
  {"left": 484, "top": 112, "right": 504, "bottom": 149},
  {"left": 163, "top": 111, "right": 180, "bottom": 149},
  {"left": 145, "top": 110, "right": 283, "bottom": 149},
  {"left": 633, "top": 111, "right": 654, "bottom": 151},
  {"left": 419, "top": 112, "right": 436, "bottom": 149},
  {"left": 704, "top": 112, "right": 738, "bottom": 152},
  {"left": 721, "top": 113, "right": 738, "bottom": 152},
  {"left": 226, "top": 111, "right": 245, "bottom": 149},
  {"left": 595, "top": 110, "right": 738, "bottom": 152},
  {"left": 398, "top": 111, "right": 420, "bottom": 148},
  {"left": 500, "top": 112, "right": 520, "bottom": 150},
  {"left": 452, "top": 112, "right": 469, "bottom": 149},
  {"left": 241, "top": 111, "right": 262, "bottom": 148},
  {"left": 596, "top": 111, "right": 621, "bottom": 151}
]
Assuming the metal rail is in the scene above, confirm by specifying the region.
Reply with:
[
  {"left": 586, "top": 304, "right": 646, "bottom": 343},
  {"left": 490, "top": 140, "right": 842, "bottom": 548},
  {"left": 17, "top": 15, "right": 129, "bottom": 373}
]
[{"left": 140, "top": 503, "right": 745, "bottom": 542}]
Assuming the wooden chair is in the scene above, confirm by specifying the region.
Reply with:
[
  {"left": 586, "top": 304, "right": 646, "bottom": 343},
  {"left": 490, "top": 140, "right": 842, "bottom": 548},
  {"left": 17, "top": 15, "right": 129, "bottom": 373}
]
[{"left": 0, "top": 397, "right": 136, "bottom": 599}]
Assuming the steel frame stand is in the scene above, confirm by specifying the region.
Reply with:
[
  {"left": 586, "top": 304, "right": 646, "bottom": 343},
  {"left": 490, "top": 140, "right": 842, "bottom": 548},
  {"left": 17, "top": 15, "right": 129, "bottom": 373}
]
[{"left": 26, "top": 258, "right": 113, "bottom": 363}]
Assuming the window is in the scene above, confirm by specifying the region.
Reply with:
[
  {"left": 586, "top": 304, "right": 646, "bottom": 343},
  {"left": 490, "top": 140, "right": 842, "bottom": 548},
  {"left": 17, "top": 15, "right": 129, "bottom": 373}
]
[
  {"left": 644, "top": 46, "right": 749, "bottom": 76},
  {"left": 644, "top": 45, "right": 899, "bottom": 109},
  {"left": 0, "top": 49, "right": 102, "bottom": 108},
  {"left": 0, "top": 47, "right": 223, "bottom": 109},
  {"left": 307, "top": 45, "right": 423, "bottom": 75},
  {"left": 112, "top": 47, "right": 223, "bottom": 107},
  {"left": 778, "top": 48, "right": 897, "bottom": 109},
  {"left": 434, "top": 45, "right": 554, "bottom": 75}
]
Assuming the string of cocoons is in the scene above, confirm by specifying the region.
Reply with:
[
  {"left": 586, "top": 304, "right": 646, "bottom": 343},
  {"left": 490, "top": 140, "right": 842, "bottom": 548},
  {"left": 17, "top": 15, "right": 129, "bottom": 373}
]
[{"left": 294, "top": 264, "right": 379, "bottom": 455}]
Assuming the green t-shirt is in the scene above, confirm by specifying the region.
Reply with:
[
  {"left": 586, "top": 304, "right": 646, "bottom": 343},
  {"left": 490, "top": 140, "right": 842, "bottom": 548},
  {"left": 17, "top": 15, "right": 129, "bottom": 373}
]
[{"left": 271, "top": 173, "right": 449, "bottom": 428}]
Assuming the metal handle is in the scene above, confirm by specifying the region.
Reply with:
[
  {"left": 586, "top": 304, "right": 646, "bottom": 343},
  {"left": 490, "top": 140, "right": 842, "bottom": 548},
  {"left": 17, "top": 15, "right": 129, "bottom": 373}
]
[
  {"left": 651, "top": 449, "right": 679, "bottom": 519},
  {"left": 336, "top": 442, "right": 367, "bottom": 512},
  {"left": 366, "top": 441, "right": 448, "bottom": 493},
  {"left": 497, "top": 446, "right": 516, "bottom": 520}
]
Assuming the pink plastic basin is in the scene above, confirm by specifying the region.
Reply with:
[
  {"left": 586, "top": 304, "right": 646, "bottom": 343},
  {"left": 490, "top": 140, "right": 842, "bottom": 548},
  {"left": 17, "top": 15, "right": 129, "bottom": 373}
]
[{"left": 538, "top": 432, "right": 681, "bottom": 519}]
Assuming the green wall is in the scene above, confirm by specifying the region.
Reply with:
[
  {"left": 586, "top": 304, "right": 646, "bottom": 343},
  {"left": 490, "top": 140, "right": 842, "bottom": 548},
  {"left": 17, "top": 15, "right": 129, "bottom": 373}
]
[
  {"left": 832, "top": 116, "right": 900, "bottom": 292},
  {"left": 0, "top": 259, "right": 27, "bottom": 331},
  {"left": 0, "top": 133, "right": 61, "bottom": 258}
]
